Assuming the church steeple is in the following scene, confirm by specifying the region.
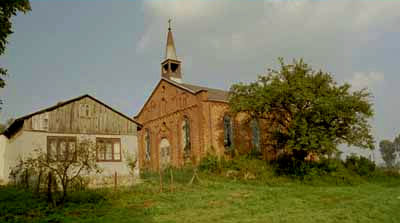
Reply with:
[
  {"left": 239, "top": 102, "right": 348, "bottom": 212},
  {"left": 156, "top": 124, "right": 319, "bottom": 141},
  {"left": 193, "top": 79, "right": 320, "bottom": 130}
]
[{"left": 161, "top": 19, "right": 182, "bottom": 83}]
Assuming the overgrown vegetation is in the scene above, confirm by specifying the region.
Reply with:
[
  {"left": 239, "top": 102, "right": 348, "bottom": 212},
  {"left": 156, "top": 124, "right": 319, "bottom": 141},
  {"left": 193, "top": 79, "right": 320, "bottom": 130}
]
[
  {"left": 10, "top": 140, "right": 102, "bottom": 206},
  {"left": 379, "top": 134, "right": 400, "bottom": 167},
  {"left": 198, "top": 153, "right": 387, "bottom": 186},
  {"left": 0, "top": 0, "right": 31, "bottom": 108},
  {"left": 1, "top": 161, "right": 399, "bottom": 223},
  {"left": 229, "top": 58, "right": 375, "bottom": 157}
]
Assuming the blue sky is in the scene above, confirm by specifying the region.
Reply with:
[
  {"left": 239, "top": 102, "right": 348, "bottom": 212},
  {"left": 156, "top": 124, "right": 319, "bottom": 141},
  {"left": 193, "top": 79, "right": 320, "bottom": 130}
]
[{"left": 1, "top": 0, "right": 400, "bottom": 162}]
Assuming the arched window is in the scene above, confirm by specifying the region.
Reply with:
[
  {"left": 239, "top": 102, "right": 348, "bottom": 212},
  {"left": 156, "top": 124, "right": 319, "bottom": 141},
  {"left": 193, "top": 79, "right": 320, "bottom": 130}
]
[
  {"left": 145, "top": 129, "right": 151, "bottom": 161},
  {"left": 223, "top": 115, "right": 233, "bottom": 150},
  {"left": 251, "top": 119, "right": 260, "bottom": 151},
  {"left": 182, "top": 116, "right": 191, "bottom": 159}
]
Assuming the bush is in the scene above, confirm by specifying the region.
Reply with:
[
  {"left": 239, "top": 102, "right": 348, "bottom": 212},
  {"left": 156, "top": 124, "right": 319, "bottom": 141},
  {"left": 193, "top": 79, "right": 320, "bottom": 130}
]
[
  {"left": 198, "top": 155, "right": 220, "bottom": 173},
  {"left": 344, "top": 155, "right": 376, "bottom": 176},
  {"left": 65, "top": 189, "right": 106, "bottom": 205}
]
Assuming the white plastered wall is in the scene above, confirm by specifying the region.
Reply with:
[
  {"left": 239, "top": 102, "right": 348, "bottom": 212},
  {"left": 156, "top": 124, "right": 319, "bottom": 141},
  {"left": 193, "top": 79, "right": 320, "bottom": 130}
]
[
  {"left": 1, "top": 131, "right": 139, "bottom": 183},
  {"left": 0, "top": 135, "right": 8, "bottom": 182}
]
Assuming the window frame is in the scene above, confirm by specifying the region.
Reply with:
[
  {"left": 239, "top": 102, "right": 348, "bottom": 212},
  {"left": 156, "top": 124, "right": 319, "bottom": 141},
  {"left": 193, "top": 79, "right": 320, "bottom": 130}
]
[
  {"left": 250, "top": 119, "right": 261, "bottom": 152},
  {"left": 96, "top": 138, "right": 122, "bottom": 162},
  {"left": 79, "top": 104, "right": 91, "bottom": 118},
  {"left": 182, "top": 117, "right": 191, "bottom": 158},
  {"left": 144, "top": 129, "right": 151, "bottom": 161},
  {"left": 223, "top": 115, "right": 234, "bottom": 150},
  {"left": 46, "top": 136, "right": 77, "bottom": 162}
]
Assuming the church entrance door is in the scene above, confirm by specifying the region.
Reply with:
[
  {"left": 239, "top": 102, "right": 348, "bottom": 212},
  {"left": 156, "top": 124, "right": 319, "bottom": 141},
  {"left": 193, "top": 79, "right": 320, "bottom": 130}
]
[{"left": 159, "top": 138, "right": 171, "bottom": 168}]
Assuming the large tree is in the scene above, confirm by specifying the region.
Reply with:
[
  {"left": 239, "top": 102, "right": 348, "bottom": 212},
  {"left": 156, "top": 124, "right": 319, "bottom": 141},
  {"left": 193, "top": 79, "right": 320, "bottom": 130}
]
[
  {"left": 229, "top": 58, "right": 374, "bottom": 157},
  {"left": 0, "top": 0, "right": 31, "bottom": 106}
]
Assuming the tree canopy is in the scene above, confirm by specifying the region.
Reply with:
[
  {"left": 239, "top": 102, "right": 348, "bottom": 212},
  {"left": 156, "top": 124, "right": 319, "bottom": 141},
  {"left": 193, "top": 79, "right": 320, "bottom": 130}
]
[
  {"left": 229, "top": 58, "right": 375, "bottom": 156},
  {"left": 379, "top": 135, "right": 400, "bottom": 167},
  {"left": 0, "top": 0, "right": 31, "bottom": 106}
]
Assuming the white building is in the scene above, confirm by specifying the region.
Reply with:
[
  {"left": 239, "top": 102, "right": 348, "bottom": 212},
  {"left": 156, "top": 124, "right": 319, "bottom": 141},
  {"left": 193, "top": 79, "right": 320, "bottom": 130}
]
[{"left": 0, "top": 95, "right": 141, "bottom": 185}]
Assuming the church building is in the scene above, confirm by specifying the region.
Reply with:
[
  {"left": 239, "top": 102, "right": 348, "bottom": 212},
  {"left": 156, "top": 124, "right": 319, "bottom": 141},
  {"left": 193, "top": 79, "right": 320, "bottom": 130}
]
[{"left": 135, "top": 24, "right": 262, "bottom": 170}]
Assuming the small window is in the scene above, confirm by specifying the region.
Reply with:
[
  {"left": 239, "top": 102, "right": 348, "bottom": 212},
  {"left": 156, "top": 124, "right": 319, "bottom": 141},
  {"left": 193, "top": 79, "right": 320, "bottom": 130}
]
[
  {"left": 223, "top": 115, "right": 234, "bottom": 150},
  {"left": 47, "top": 136, "right": 77, "bottom": 162},
  {"left": 41, "top": 113, "right": 49, "bottom": 131},
  {"left": 145, "top": 129, "right": 151, "bottom": 161},
  {"left": 32, "top": 113, "right": 49, "bottom": 131},
  {"left": 96, "top": 138, "right": 121, "bottom": 162},
  {"left": 80, "top": 104, "right": 91, "bottom": 118}
]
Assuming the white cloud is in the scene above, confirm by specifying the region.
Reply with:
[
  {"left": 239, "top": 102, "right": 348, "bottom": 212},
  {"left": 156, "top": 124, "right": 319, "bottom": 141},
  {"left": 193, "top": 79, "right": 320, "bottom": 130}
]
[{"left": 348, "top": 72, "right": 384, "bottom": 90}]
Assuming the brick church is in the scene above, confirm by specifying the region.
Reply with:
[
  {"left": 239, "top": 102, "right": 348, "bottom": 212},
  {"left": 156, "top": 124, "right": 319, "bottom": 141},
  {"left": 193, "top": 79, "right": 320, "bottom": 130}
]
[{"left": 135, "top": 24, "right": 262, "bottom": 170}]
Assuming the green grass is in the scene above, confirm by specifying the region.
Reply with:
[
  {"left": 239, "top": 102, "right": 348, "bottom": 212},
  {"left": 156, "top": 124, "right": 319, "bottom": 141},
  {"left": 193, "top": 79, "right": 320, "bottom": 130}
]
[{"left": 1, "top": 170, "right": 400, "bottom": 223}]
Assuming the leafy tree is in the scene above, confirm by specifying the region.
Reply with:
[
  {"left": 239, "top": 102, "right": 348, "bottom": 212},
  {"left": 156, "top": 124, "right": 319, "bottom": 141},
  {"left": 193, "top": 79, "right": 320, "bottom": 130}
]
[
  {"left": 379, "top": 134, "right": 400, "bottom": 167},
  {"left": 379, "top": 140, "right": 396, "bottom": 167},
  {"left": 229, "top": 58, "right": 374, "bottom": 158},
  {"left": 11, "top": 139, "right": 102, "bottom": 206},
  {"left": 0, "top": 0, "right": 31, "bottom": 107}
]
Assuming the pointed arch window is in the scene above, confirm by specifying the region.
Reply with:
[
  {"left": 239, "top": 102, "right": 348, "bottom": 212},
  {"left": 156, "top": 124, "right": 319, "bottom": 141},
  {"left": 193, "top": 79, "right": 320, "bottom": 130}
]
[
  {"left": 223, "top": 115, "right": 234, "bottom": 150},
  {"left": 251, "top": 119, "right": 260, "bottom": 151},
  {"left": 145, "top": 129, "right": 151, "bottom": 161},
  {"left": 182, "top": 116, "right": 191, "bottom": 159}
]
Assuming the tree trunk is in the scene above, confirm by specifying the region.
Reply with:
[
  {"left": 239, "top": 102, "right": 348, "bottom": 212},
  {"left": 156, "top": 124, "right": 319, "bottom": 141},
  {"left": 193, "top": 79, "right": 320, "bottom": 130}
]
[
  {"left": 47, "top": 172, "right": 55, "bottom": 207},
  {"left": 36, "top": 170, "right": 42, "bottom": 193},
  {"left": 61, "top": 179, "right": 68, "bottom": 204}
]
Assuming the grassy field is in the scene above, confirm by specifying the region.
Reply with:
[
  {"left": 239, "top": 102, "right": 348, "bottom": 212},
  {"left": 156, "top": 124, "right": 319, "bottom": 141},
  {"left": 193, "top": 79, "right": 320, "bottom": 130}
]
[{"left": 1, "top": 171, "right": 400, "bottom": 223}]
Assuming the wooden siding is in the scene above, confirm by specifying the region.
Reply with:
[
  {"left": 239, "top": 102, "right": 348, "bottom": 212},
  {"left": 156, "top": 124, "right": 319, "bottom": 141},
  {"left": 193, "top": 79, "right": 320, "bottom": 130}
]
[{"left": 24, "top": 97, "right": 136, "bottom": 135}]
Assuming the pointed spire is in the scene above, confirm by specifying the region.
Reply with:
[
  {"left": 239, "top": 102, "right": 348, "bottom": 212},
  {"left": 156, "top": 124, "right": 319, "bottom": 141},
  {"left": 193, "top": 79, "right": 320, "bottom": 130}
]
[{"left": 165, "top": 19, "right": 178, "bottom": 60}]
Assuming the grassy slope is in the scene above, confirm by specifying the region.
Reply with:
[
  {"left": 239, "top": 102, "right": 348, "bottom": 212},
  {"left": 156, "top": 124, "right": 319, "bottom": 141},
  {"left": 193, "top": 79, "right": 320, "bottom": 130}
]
[{"left": 2, "top": 174, "right": 399, "bottom": 223}]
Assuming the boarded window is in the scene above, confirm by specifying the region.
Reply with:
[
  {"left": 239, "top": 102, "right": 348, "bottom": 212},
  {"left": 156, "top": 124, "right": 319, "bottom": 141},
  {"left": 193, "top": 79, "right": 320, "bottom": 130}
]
[
  {"left": 96, "top": 138, "right": 121, "bottom": 162},
  {"left": 145, "top": 129, "right": 151, "bottom": 161},
  {"left": 223, "top": 115, "right": 233, "bottom": 150},
  {"left": 182, "top": 117, "right": 191, "bottom": 159},
  {"left": 47, "top": 136, "right": 77, "bottom": 162}
]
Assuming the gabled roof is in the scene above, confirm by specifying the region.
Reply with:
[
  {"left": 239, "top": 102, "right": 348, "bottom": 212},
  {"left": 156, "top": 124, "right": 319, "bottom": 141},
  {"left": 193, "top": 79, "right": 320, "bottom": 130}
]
[
  {"left": 161, "top": 78, "right": 229, "bottom": 102},
  {"left": 3, "top": 94, "right": 142, "bottom": 138},
  {"left": 134, "top": 78, "right": 229, "bottom": 119},
  {"left": 180, "top": 82, "right": 230, "bottom": 102}
]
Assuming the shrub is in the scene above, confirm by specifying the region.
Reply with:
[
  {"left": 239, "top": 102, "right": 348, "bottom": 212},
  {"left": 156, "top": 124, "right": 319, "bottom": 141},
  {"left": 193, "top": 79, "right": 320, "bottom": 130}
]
[
  {"left": 65, "top": 189, "right": 106, "bottom": 205},
  {"left": 274, "top": 153, "right": 313, "bottom": 177},
  {"left": 344, "top": 155, "right": 376, "bottom": 176},
  {"left": 198, "top": 155, "right": 220, "bottom": 173}
]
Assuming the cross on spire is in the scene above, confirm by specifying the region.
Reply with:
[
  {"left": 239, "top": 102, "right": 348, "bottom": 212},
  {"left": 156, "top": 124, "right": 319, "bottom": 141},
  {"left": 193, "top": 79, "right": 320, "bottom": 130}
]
[{"left": 168, "top": 18, "right": 172, "bottom": 31}]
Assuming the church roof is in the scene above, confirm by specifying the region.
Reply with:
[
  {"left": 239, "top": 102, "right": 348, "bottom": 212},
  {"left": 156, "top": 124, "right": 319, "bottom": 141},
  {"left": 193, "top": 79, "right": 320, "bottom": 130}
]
[
  {"left": 161, "top": 77, "right": 229, "bottom": 102},
  {"left": 180, "top": 83, "right": 229, "bottom": 102}
]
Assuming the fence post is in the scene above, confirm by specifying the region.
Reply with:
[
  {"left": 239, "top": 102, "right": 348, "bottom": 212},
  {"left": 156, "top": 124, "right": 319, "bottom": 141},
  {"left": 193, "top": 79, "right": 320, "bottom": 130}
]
[{"left": 114, "top": 171, "right": 117, "bottom": 191}]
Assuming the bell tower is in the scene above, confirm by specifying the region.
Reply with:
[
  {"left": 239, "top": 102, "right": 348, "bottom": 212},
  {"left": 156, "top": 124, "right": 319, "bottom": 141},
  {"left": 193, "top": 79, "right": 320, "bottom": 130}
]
[{"left": 161, "top": 19, "right": 182, "bottom": 83}]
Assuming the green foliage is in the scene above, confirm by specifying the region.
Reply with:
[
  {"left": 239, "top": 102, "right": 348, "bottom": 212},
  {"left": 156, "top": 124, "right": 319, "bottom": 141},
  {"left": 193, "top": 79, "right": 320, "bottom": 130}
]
[
  {"left": 198, "top": 154, "right": 221, "bottom": 173},
  {"left": 10, "top": 140, "right": 102, "bottom": 206},
  {"left": 0, "top": 186, "right": 48, "bottom": 222},
  {"left": 229, "top": 58, "right": 375, "bottom": 155},
  {"left": 65, "top": 189, "right": 106, "bottom": 205},
  {"left": 379, "top": 134, "right": 400, "bottom": 167},
  {"left": 344, "top": 155, "right": 376, "bottom": 176},
  {"left": 0, "top": 0, "right": 31, "bottom": 109},
  {"left": 0, "top": 167, "right": 400, "bottom": 222}
]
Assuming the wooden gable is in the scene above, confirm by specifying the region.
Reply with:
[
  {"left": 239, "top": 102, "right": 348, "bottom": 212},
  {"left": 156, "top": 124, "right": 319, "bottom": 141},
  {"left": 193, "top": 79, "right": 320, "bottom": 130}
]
[{"left": 22, "top": 96, "right": 138, "bottom": 135}]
